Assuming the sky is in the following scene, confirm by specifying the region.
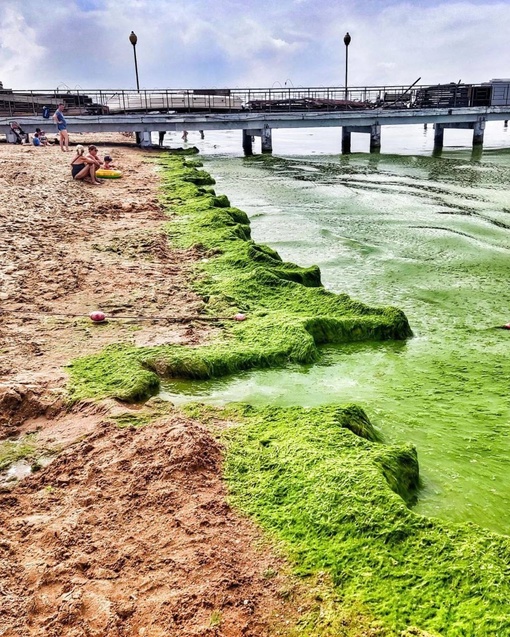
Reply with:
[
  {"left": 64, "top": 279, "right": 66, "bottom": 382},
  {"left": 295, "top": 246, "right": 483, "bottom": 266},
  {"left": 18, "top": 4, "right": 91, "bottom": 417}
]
[{"left": 1, "top": 0, "right": 509, "bottom": 91}]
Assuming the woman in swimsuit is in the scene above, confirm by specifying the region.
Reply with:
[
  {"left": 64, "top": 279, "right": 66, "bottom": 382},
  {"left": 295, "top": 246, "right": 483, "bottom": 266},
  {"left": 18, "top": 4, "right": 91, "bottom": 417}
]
[
  {"left": 86, "top": 145, "right": 103, "bottom": 169},
  {"left": 70, "top": 145, "right": 102, "bottom": 184}
]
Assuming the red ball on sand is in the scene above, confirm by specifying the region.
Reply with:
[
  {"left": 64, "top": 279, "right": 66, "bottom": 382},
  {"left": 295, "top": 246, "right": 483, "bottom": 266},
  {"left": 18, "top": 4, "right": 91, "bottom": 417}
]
[
  {"left": 234, "top": 313, "right": 246, "bottom": 321},
  {"left": 90, "top": 311, "right": 106, "bottom": 322}
]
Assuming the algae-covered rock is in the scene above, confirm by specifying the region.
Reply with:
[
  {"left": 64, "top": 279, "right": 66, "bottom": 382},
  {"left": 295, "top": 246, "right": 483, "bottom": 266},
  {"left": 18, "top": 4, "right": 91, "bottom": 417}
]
[
  {"left": 212, "top": 194, "right": 230, "bottom": 208},
  {"left": 182, "top": 168, "right": 215, "bottom": 185},
  {"left": 331, "top": 403, "right": 380, "bottom": 442},
  {"left": 167, "top": 146, "right": 199, "bottom": 155},
  {"left": 401, "top": 628, "right": 442, "bottom": 637}
]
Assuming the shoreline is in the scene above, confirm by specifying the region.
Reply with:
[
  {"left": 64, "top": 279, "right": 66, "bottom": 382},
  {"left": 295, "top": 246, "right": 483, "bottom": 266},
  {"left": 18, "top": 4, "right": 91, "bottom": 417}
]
[
  {"left": 0, "top": 135, "right": 317, "bottom": 636},
  {"left": 1, "top": 140, "right": 509, "bottom": 636}
]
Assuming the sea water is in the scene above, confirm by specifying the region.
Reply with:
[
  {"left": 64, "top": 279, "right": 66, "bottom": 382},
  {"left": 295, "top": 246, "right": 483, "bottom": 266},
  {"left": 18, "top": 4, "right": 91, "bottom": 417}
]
[{"left": 158, "top": 123, "right": 510, "bottom": 535}]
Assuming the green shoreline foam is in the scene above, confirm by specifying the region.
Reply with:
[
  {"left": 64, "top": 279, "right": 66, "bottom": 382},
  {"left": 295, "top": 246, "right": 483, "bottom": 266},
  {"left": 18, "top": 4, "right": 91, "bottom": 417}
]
[{"left": 67, "top": 155, "right": 510, "bottom": 636}]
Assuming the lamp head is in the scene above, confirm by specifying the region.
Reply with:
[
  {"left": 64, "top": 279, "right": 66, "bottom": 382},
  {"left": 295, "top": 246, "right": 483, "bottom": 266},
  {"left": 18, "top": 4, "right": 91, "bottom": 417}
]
[
  {"left": 129, "top": 31, "right": 138, "bottom": 46},
  {"left": 344, "top": 32, "right": 351, "bottom": 47}
]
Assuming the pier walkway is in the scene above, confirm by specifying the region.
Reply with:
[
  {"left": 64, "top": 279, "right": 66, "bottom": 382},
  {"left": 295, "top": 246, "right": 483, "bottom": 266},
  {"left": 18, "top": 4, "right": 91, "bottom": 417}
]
[{"left": 2, "top": 83, "right": 510, "bottom": 154}]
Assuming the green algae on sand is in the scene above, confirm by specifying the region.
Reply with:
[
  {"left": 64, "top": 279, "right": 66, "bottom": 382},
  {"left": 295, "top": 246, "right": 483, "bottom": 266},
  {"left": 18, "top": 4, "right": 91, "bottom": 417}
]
[
  {"left": 65, "top": 156, "right": 510, "bottom": 636},
  {"left": 67, "top": 156, "right": 411, "bottom": 402},
  {"left": 205, "top": 401, "right": 509, "bottom": 637}
]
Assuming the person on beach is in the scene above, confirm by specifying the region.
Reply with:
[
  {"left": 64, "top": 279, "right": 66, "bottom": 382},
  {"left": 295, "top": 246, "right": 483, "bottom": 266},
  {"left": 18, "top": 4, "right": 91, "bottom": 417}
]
[
  {"left": 182, "top": 130, "right": 188, "bottom": 142},
  {"left": 103, "top": 154, "right": 115, "bottom": 170},
  {"left": 53, "top": 103, "right": 69, "bottom": 152},
  {"left": 35, "top": 128, "right": 48, "bottom": 146},
  {"left": 70, "top": 145, "right": 102, "bottom": 185},
  {"left": 86, "top": 145, "right": 103, "bottom": 171},
  {"left": 10, "top": 122, "right": 29, "bottom": 144},
  {"left": 32, "top": 133, "right": 41, "bottom": 147}
]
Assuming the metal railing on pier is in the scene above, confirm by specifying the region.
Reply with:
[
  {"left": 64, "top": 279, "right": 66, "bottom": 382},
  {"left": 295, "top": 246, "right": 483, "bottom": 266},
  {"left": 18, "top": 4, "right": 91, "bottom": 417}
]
[{"left": 1, "top": 82, "right": 509, "bottom": 118}]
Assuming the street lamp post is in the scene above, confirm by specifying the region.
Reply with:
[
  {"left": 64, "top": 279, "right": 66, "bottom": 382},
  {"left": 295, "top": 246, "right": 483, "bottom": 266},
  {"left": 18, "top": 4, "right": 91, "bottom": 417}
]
[
  {"left": 129, "top": 31, "right": 140, "bottom": 92},
  {"left": 343, "top": 32, "right": 351, "bottom": 101}
]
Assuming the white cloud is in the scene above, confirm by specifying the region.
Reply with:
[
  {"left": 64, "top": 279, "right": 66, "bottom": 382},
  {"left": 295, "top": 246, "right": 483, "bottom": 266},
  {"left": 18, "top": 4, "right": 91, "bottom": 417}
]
[
  {"left": 0, "top": 4, "right": 47, "bottom": 88},
  {"left": 347, "top": 2, "right": 510, "bottom": 85},
  {"left": 1, "top": 0, "right": 509, "bottom": 90}
]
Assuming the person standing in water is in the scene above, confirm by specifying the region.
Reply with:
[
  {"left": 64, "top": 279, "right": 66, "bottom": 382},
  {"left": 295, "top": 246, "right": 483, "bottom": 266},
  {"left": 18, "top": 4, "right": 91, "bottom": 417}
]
[{"left": 53, "top": 103, "right": 69, "bottom": 152}]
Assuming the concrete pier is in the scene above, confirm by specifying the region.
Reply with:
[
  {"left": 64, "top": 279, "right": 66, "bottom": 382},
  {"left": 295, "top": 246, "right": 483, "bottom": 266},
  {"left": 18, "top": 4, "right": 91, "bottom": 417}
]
[
  {"left": 432, "top": 116, "right": 486, "bottom": 150},
  {"left": 370, "top": 124, "right": 381, "bottom": 153},
  {"left": 242, "top": 130, "right": 253, "bottom": 156},
  {"left": 341, "top": 127, "right": 351, "bottom": 154},
  {"left": 341, "top": 124, "right": 381, "bottom": 154},
  {"left": 473, "top": 117, "right": 485, "bottom": 145},
  {"left": 241, "top": 126, "right": 273, "bottom": 154},
  {"left": 261, "top": 125, "right": 273, "bottom": 153},
  {"left": 3, "top": 105, "right": 510, "bottom": 156},
  {"left": 434, "top": 123, "right": 445, "bottom": 150}
]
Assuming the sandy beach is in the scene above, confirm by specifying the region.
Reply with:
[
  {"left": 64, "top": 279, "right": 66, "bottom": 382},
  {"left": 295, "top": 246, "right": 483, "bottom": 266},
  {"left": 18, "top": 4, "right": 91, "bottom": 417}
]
[
  {"left": 0, "top": 135, "right": 308, "bottom": 636},
  {"left": 0, "top": 133, "right": 211, "bottom": 428}
]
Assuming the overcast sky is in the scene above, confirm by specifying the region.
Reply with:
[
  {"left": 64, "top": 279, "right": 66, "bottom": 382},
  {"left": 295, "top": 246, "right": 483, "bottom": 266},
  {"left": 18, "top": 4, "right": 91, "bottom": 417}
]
[{"left": 1, "top": 0, "right": 509, "bottom": 91}]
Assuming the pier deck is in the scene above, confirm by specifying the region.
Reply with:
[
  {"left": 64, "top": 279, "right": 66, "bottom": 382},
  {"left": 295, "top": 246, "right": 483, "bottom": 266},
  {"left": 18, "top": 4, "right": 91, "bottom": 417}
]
[
  {"left": 2, "top": 105, "right": 510, "bottom": 133},
  {"left": 0, "top": 95, "right": 510, "bottom": 155}
]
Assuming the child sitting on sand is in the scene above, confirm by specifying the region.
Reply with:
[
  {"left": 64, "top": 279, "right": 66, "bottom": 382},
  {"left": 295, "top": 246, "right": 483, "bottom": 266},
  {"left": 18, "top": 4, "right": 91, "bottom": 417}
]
[
  {"left": 35, "top": 128, "right": 48, "bottom": 146},
  {"left": 103, "top": 155, "right": 115, "bottom": 170}
]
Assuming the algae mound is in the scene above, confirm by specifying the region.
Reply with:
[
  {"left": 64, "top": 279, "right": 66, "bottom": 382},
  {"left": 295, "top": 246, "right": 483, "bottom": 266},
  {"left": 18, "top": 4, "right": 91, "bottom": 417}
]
[
  {"left": 212, "top": 402, "right": 509, "bottom": 637},
  {"left": 68, "top": 156, "right": 411, "bottom": 402},
  {"left": 66, "top": 156, "right": 510, "bottom": 637}
]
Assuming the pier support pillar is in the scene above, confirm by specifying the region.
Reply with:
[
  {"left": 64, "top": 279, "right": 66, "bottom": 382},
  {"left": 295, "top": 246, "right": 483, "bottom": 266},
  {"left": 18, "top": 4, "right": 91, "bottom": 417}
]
[
  {"left": 341, "top": 127, "right": 352, "bottom": 154},
  {"left": 471, "top": 145, "right": 483, "bottom": 162},
  {"left": 141, "top": 131, "right": 152, "bottom": 147},
  {"left": 242, "top": 130, "right": 253, "bottom": 156},
  {"left": 473, "top": 118, "right": 485, "bottom": 146},
  {"left": 135, "top": 131, "right": 152, "bottom": 147},
  {"left": 261, "top": 125, "right": 273, "bottom": 153},
  {"left": 369, "top": 124, "right": 381, "bottom": 153},
  {"left": 433, "top": 124, "right": 444, "bottom": 151}
]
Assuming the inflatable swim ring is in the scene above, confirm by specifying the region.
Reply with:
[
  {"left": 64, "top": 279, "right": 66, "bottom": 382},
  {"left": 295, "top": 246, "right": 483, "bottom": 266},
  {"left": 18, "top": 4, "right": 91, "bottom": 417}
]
[{"left": 96, "top": 169, "right": 122, "bottom": 179}]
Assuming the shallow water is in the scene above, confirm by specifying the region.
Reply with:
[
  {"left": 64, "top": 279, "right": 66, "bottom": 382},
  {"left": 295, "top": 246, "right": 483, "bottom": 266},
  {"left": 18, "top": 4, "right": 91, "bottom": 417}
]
[
  {"left": 159, "top": 123, "right": 510, "bottom": 535},
  {"left": 0, "top": 455, "right": 52, "bottom": 485}
]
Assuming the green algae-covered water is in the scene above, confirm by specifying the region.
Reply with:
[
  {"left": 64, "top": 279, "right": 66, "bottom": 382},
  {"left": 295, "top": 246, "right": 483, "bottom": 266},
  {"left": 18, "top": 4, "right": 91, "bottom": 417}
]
[{"left": 160, "top": 124, "right": 510, "bottom": 535}]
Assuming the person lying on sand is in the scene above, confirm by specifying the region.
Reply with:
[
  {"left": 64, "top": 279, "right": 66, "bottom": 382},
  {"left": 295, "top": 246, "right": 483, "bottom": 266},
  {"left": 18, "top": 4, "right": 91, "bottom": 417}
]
[{"left": 70, "top": 145, "right": 103, "bottom": 185}]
